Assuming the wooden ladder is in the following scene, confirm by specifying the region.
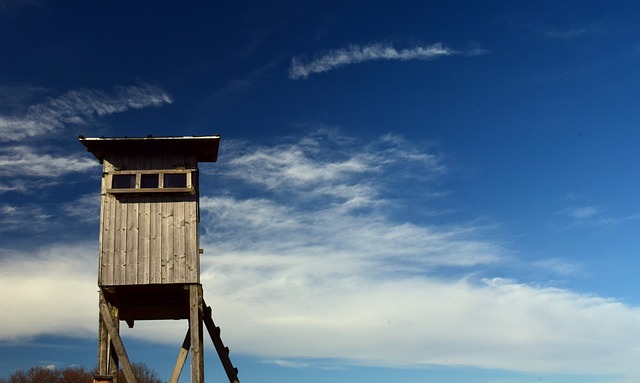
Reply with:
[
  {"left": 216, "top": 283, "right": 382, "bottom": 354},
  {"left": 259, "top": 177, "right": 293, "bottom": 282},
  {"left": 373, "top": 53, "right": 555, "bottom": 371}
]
[{"left": 203, "top": 302, "right": 240, "bottom": 383}]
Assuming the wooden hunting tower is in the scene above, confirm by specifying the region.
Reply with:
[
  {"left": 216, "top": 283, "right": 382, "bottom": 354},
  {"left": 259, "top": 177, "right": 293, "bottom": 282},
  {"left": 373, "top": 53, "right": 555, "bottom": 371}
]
[{"left": 80, "top": 135, "right": 238, "bottom": 383}]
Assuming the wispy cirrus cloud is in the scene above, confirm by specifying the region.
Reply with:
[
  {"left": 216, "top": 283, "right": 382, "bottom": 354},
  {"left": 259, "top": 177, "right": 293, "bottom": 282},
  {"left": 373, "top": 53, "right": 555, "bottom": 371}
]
[
  {"left": 262, "top": 360, "right": 311, "bottom": 369},
  {"left": 560, "top": 205, "right": 617, "bottom": 228},
  {"left": 541, "top": 22, "right": 605, "bottom": 40},
  {"left": 0, "top": 84, "right": 168, "bottom": 194},
  {"left": 567, "top": 206, "right": 599, "bottom": 220},
  {"left": 0, "top": 84, "right": 172, "bottom": 141},
  {"left": 192, "top": 131, "right": 640, "bottom": 379},
  {"left": 0, "top": 204, "right": 51, "bottom": 232},
  {"left": 289, "top": 43, "right": 486, "bottom": 79},
  {"left": 0, "top": 145, "right": 98, "bottom": 194},
  {"left": 0, "top": 146, "right": 97, "bottom": 177},
  {"left": 199, "top": 130, "right": 492, "bottom": 269},
  {"left": 218, "top": 129, "right": 445, "bottom": 200},
  {"left": 0, "top": 196, "right": 99, "bottom": 237},
  {"left": 532, "top": 257, "right": 584, "bottom": 276},
  {"left": 60, "top": 194, "right": 100, "bottom": 224}
]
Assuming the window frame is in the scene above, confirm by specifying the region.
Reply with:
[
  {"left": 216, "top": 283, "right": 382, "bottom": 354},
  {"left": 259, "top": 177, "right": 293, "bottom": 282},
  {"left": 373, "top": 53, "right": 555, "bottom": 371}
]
[{"left": 107, "top": 169, "right": 195, "bottom": 194}]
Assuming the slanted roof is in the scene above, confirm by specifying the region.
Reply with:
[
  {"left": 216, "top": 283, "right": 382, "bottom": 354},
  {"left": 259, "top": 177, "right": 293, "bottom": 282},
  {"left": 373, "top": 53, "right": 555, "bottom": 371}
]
[{"left": 79, "top": 135, "right": 220, "bottom": 163}]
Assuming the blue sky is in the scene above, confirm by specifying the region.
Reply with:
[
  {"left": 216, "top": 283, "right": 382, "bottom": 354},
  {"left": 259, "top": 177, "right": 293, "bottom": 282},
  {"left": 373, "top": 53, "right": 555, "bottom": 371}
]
[{"left": 1, "top": 1, "right": 640, "bottom": 382}]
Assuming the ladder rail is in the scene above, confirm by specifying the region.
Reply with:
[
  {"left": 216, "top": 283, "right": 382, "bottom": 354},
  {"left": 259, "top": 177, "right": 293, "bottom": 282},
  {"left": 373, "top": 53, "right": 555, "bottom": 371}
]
[{"left": 203, "top": 302, "right": 240, "bottom": 383}]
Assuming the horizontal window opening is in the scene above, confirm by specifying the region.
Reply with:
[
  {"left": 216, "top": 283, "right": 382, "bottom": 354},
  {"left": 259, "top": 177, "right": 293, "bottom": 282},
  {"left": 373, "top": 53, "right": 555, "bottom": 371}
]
[
  {"left": 164, "top": 173, "right": 187, "bottom": 188},
  {"left": 140, "top": 174, "right": 159, "bottom": 188},
  {"left": 112, "top": 174, "right": 136, "bottom": 189}
]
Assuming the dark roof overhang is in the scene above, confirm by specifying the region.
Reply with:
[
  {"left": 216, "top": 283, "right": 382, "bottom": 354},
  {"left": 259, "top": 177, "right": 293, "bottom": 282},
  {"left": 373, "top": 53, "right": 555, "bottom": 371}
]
[{"left": 78, "top": 135, "right": 220, "bottom": 163}]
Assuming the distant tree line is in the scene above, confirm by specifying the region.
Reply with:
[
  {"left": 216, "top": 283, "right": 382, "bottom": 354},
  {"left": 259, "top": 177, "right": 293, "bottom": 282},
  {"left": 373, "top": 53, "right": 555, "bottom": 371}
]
[{"left": 0, "top": 362, "right": 163, "bottom": 383}]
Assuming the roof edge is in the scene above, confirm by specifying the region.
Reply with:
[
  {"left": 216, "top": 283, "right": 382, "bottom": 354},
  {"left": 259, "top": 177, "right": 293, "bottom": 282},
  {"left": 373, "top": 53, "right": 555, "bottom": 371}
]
[{"left": 78, "top": 135, "right": 221, "bottom": 163}]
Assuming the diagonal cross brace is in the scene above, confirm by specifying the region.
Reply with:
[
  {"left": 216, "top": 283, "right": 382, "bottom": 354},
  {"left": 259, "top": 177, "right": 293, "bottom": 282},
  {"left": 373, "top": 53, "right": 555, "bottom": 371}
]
[
  {"left": 99, "top": 290, "right": 138, "bottom": 383},
  {"left": 169, "top": 330, "right": 191, "bottom": 383}
]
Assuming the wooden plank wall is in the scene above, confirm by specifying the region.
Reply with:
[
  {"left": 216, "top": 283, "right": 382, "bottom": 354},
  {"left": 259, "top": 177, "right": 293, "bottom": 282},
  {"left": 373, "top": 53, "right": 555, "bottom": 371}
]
[{"left": 98, "top": 155, "right": 200, "bottom": 286}]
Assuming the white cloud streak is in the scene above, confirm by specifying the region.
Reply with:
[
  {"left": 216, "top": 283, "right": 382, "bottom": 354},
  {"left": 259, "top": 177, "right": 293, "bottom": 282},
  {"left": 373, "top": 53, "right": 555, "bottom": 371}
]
[
  {"left": 60, "top": 194, "right": 101, "bottom": 224},
  {"left": 532, "top": 257, "right": 584, "bottom": 276},
  {"left": 0, "top": 84, "right": 172, "bottom": 141},
  {"left": 0, "top": 146, "right": 98, "bottom": 177},
  {"left": 0, "top": 179, "right": 48, "bottom": 194},
  {"left": 289, "top": 43, "right": 484, "bottom": 79},
  {"left": 560, "top": 205, "right": 617, "bottom": 228},
  {"left": 568, "top": 206, "right": 599, "bottom": 219},
  {"left": 0, "top": 203, "right": 51, "bottom": 232}
]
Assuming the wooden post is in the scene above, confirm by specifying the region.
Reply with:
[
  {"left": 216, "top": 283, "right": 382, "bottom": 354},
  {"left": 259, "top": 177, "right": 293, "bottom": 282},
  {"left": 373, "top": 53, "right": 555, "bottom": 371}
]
[
  {"left": 98, "top": 295, "right": 120, "bottom": 383},
  {"left": 98, "top": 307, "right": 109, "bottom": 376},
  {"left": 99, "top": 290, "right": 138, "bottom": 383},
  {"left": 189, "top": 284, "right": 204, "bottom": 383},
  {"left": 109, "top": 305, "right": 120, "bottom": 383}
]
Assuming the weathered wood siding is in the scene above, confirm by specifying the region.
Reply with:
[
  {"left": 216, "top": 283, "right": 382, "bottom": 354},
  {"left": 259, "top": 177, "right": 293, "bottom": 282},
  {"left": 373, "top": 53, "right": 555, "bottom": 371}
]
[{"left": 98, "top": 155, "right": 200, "bottom": 286}]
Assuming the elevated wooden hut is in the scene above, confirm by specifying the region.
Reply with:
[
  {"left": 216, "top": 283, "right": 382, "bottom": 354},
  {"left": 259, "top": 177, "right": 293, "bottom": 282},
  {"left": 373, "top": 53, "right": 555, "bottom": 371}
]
[{"left": 80, "top": 135, "right": 238, "bottom": 383}]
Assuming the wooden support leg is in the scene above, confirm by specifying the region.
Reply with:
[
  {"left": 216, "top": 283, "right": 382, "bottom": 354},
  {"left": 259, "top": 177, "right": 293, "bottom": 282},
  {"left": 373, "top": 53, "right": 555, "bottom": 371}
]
[
  {"left": 99, "top": 290, "right": 138, "bottom": 383},
  {"left": 189, "top": 284, "right": 204, "bottom": 383},
  {"left": 169, "top": 330, "right": 191, "bottom": 383},
  {"left": 110, "top": 306, "right": 120, "bottom": 383},
  {"left": 98, "top": 294, "right": 120, "bottom": 383},
  {"left": 98, "top": 306, "right": 109, "bottom": 376}
]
